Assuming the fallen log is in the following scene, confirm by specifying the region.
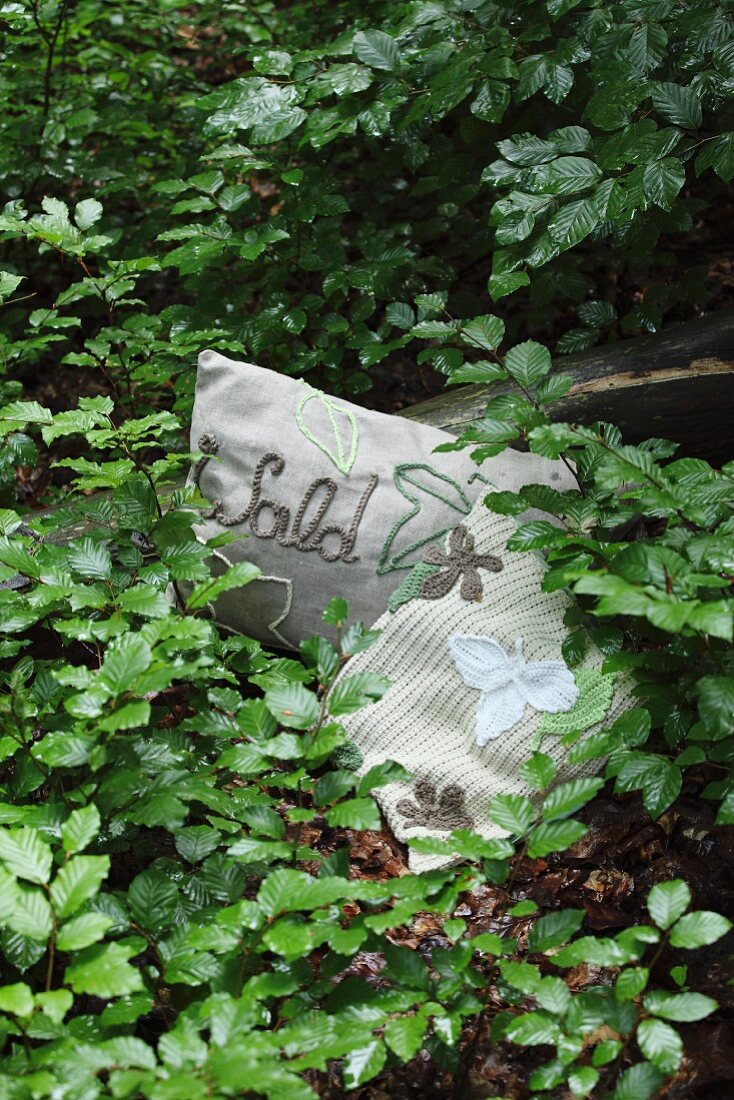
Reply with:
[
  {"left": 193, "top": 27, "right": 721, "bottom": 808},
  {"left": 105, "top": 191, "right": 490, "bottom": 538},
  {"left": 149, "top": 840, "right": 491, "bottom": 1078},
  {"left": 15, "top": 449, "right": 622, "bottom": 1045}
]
[{"left": 404, "top": 309, "right": 734, "bottom": 465}]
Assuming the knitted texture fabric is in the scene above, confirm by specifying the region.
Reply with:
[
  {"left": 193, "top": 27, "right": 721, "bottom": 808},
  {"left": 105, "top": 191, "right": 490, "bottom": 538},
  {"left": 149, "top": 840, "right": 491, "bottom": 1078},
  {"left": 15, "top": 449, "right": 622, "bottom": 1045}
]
[
  {"left": 186, "top": 350, "right": 577, "bottom": 648},
  {"left": 336, "top": 498, "right": 635, "bottom": 872}
]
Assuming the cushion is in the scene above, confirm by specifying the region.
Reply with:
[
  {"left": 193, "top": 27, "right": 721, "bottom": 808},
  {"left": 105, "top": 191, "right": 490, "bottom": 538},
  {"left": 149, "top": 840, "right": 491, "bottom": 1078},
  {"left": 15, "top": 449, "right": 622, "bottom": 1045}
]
[
  {"left": 189, "top": 350, "right": 575, "bottom": 647},
  {"left": 336, "top": 497, "right": 634, "bottom": 872}
]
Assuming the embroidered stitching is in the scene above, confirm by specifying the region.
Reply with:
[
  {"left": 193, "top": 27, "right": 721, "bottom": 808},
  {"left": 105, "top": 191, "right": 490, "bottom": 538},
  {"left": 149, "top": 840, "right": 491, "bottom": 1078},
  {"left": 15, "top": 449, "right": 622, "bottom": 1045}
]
[
  {"left": 420, "top": 524, "right": 502, "bottom": 601},
  {"left": 193, "top": 434, "right": 377, "bottom": 564},
  {"left": 396, "top": 780, "right": 475, "bottom": 831},
  {"left": 377, "top": 463, "right": 473, "bottom": 575},
  {"left": 194, "top": 538, "right": 296, "bottom": 648},
  {"left": 295, "top": 384, "right": 359, "bottom": 475},
  {"left": 449, "top": 635, "right": 579, "bottom": 747},
  {"left": 387, "top": 561, "right": 440, "bottom": 613},
  {"left": 531, "top": 668, "right": 617, "bottom": 750}
]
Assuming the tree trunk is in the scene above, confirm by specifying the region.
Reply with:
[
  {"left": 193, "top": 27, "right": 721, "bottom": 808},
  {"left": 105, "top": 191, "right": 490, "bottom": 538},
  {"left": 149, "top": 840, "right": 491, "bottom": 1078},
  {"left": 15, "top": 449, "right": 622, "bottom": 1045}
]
[{"left": 403, "top": 310, "right": 734, "bottom": 465}]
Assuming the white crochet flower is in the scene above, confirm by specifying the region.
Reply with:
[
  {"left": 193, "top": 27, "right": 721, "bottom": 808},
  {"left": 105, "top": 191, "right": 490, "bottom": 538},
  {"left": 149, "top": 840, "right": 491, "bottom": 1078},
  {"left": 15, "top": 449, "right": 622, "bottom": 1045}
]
[{"left": 448, "top": 636, "right": 579, "bottom": 747}]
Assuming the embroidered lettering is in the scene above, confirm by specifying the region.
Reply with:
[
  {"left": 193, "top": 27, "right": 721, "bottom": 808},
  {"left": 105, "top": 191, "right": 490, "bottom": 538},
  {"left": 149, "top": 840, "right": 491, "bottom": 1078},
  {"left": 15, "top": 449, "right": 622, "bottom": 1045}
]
[{"left": 193, "top": 434, "right": 377, "bottom": 564}]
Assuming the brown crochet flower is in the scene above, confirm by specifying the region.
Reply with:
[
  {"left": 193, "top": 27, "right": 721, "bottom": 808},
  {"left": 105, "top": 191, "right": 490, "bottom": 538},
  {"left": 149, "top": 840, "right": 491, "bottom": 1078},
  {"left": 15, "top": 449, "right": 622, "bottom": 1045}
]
[
  {"left": 396, "top": 780, "right": 475, "bottom": 831},
  {"left": 420, "top": 524, "right": 502, "bottom": 601}
]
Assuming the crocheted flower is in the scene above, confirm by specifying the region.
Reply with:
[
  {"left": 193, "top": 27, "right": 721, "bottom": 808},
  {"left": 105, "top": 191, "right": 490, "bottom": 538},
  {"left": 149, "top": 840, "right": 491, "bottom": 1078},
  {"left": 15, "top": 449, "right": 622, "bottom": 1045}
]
[
  {"left": 449, "top": 636, "right": 579, "bottom": 747},
  {"left": 396, "top": 780, "right": 475, "bottom": 831},
  {"left": 420, "top": 524, "right": 502, "bottom": 601}
]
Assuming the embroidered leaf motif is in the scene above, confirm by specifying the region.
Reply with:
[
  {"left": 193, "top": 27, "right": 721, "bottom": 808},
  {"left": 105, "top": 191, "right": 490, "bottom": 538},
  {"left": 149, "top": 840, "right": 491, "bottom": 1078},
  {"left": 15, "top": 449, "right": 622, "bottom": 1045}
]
[
  {"left": 533, "top": 668, "right": 616, "bottom": 747},
  {"left": 396, "top": 780, "right": 474, "bottom": 831},
  {"left": 378, "top": 464, "right": 472, "bottom": 575},
  {"left": 449, "top": 636, "right": 579, "bottom": 747},
  {"left": 296, "top": 386, "right": 359, "bottom": 475},
  {"left": 387, "top": 562, "right": 440, "bottom": 613}
]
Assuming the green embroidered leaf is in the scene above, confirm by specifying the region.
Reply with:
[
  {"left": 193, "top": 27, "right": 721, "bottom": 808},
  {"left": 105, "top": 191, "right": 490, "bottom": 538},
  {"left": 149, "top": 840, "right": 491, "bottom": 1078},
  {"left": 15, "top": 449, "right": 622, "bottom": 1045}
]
[
  {"left": 537, "top": 668, "right": 615, "bottom": 736},
  {"left": 296, "top": 386, "right": 359, "bottom": 474},
  {"left": 387, "top": 562, "right": 440, "bottom": 612},
  {"left": 378, "top": 464, "right": 472, "bottom": 574}
]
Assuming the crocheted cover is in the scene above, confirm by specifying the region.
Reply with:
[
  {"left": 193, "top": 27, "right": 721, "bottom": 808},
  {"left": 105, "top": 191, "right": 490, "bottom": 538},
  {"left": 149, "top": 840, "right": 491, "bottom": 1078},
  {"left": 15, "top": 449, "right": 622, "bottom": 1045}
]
[{"left": 336, "top": 499, "right": 635, "bottom": 872}]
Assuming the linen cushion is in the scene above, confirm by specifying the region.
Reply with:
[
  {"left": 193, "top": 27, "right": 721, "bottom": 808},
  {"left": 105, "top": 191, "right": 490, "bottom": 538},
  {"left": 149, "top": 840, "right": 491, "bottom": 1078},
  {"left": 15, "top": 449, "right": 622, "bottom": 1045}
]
[
  {"left": 336, "top": 497, "right": 634, "bottom": 872},
  {"left": 189, "top": 350, "right": 575, "bottom": 648}
]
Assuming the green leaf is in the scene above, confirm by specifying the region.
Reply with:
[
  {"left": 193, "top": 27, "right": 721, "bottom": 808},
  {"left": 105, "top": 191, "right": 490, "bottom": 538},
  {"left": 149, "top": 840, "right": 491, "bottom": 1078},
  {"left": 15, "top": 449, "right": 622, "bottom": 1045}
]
[
  {"left": 548, "top": 197, "right": 599, "bottom": 249},
  {"left": 383, "top": 943, "right": 430, "bottom": 990},
  {"left": 50, "top": 855, "right": 110, "bottom": 919},
  {"left": 329, "top": 671, "right": 390, "bottom": 716},
  {"left": 520, "top": 752, "right": 557, "bottom": 790},
  {"left": 642, "top": 158, "right": 685, "bottom": 210},
  {"left": 186, "top": 561, "right": 260, "bottom": 610},
  {"left": 343, "top": 1038, "right": 387, "bottom": 1088},
  {"left": 542, "top": 778, "right": 604, "bottom": 820},
  {"left": 97, "top": 635, "right": 152, "bottom": 696},
  {"left": 0, "top": 827, "right": 52, "bottom": 884},
  {"left": 0, "top": 982, "right": 34, "bottom": 1018},
  {"left": 652, "top": 82, "right": 702, "bottom": 128},
  {"left": 488, "top": 271, "right": 530, "bottom": 300},
  {"left": 384, "top": 1013, "right": 428, "bottom": 1061},
  {"left": 569, "top": 1066, "right": 600, "bottom": 1098},
  {"left": 461, "top": 315, "right": 505, "bottom": 352},
  {"left": 488, "top": 793, "right": 535, "bottom": 835},
  {"left": 322, "top": 597, "right": 349, "bottom": 626},
  {"left": 256, "top": 868, "right": 349, "bottom": 917},
  {"left": 353, "top": 30, "right": 401, "bottom": 71},
  {"left": 471, "top": 80, "right": 510, "bottom": 123},
  {"left": 529, "top": 156, "right": 602, "bottom": 196},
  {"left": 696, "top": 132, "right": 734, "bottom": 182},
  {"left": 669, "top": 910, "right": 732, "bottom": 948},
  {"left": 0, "top": 271, "right": 23, "bottom": 304},
  {"left": 527, "top": 819, "right": 587, "bottom": 858},
  {"left": 202, "top": 77, "right": 306, "bottom": 142},
  {"left": 74, "top": 198, "right": 103, "bottom": 230},
  {"left": 697, "top": 676, "right": 734, "bottom": 738},
  {"left": 637, "top": 1018, "right": 682, "bottom": 1074},
  {"left": 647, "top": 880, "right": 691, "bottom": 930},
  {"left": 56, "top": 912, "right": 114, "bottom": 951},
  {"left": 610, "top": 1062, "right": 663, "bottom": 1100},
  {"left": 644, "top": 990, "right": 718, "bottom": 1021},
  {"left": 65, "top": 941, "right": 144, "bottom": 998},
  {"left": 504, "top": 1010, "right": 560, "bottom": 1046},
  {"left": 8, "top": 885, "right": 53, "bottom": 942},
  {"left": 615, "top": 966, "right": 649, "bottom": 1002},
  {"left": 117, "top": 584, "right": 171, "bottom": 619},
  {"left": 265, "top": 682, "right": 320, "bottom": 729},
  {"left": 61, "top": 804, "right": 101, "bottom": 854},
  {"left": 35, "top": 988, "right": 73, "bottom": 1024},
  {"left": 325, "top": 797, "right": 381, "bottom": 831},
  {"left": 357, "top": 759, "right": 410, "bottom": 796},
  {"left": 504, "top": 341, "right": 552, "bottom": 386},
  {"left": 128, "top": 869, "right": 178, "bottom": 932},
  {"left": 528, "top": 909, "right": 585, "bottom": 952}
]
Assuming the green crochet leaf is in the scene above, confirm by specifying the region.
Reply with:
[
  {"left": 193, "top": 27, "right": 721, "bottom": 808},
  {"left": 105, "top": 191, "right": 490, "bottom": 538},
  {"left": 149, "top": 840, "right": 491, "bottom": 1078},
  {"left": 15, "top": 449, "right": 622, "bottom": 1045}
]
[
  {"left": 378, "top": 463, "right": 472, "bottom": 575},
  {"left": 295, "top": 386, "right": 359, "bottom": 474},
  {"left": 534, "top": 668, "right": 616, "bottom": 746},
  {"left": 387, "top": 562, "right": 440, "bottom": 612}
]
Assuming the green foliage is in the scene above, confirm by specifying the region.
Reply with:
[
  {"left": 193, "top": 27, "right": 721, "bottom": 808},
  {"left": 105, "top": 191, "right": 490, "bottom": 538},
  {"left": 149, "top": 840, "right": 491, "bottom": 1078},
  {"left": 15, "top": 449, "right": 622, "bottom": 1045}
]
[
  {"left": 0, "top": 2, "right": 732, "bottom": 1096},
  {"left": 0, "top": 0, "right": 732, "bottom": 474}
]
